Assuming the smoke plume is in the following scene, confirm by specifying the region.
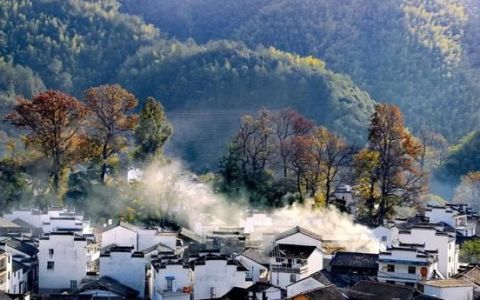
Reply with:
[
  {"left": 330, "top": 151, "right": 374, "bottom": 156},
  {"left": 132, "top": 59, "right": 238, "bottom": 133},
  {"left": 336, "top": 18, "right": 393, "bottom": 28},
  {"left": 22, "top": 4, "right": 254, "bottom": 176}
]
[{"left": 138, "top": 161, "right": 380, "bottom": 253}]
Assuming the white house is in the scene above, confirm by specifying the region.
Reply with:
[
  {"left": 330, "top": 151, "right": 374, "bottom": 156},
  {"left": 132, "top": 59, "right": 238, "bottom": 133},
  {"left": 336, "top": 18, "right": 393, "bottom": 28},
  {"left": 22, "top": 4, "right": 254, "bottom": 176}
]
[
  {"left": 273, "top": 226, "right": 323, "bottom": 249},
  {"left": 377, "top": 243, "right": 439, "bottom": 289},
  {"left": 38, "top": 232, "right": 87, "bottom": 292},
  {"left": 150, "top": 256, "right": 193, "bottom": 300},
  {"left": 0, "top": 251, "right": 11, "bottom": 293},
  {"left": 99, "top": 246, "right": 146, "bottom": 298},
  {"left": 372, "top": 222, "right": 399, "bottom": 251},
  {"left": 423, "top": 279, "right": 473, "bottom": 300},
  {"left": 236, "top": 248, "right": 269, "bottom": 282},
  {"left": 193, "top": 254, "right": 252, "bottom": 299},
  {"left": 8, "top": 260, "right": 27, "bottom": 295},
  {"left": 425, "top": 204, "right": 477, "bottom": 237},
  {"left": 101, "top": 222, "right": 178, "bottom": 252},
  {"left": 286, "top": 271, "right": 332, "bottom": 298},
  {"left": 269, "top": 244, "right": 323, "bottom": 289},
  {"left": 247, "top": 282, "right": 283, "bottom": 300},
  {"left": 398, "top": 225, "right": 459, "bottom": 278}
]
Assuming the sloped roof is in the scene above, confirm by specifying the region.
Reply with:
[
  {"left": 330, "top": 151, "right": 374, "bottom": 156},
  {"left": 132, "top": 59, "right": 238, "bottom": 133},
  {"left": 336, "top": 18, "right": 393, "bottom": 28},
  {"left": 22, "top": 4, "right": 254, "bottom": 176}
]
[
  {"left": 330, "top": 252, "right": 379, "bottom": 269},
  {"left": 179, "top": 227, "right": 203, "bottom": 243},
  {"left": 454, "top": 266, "right": 480, "bottom": 286},
  {"left": 239, "top": 248, "right": 270, "bottom": 266},
  {"left": 6, "top": 238, "right": 38, "bottom": 256},
  {"left": 423, "top": 278, "right": 472, "bottom": 288},
  {"left": 274, "top": 226, "right": 323, "bottom": 242},
  {"left": 75, "top": 276, "right": 138, "bottom": 298},
  {"left": 11, "top": 218, "right": 37, "bottom": 228},
  {"left": 348, "top": 281, "right": 415, "bottom": 300},
  {"left": 270, "top": 244, "right": 318, "bottom": 259},
  {"left": 302, "top": 285, "right": 346, "bottom": 300},
  {"left": 0, "top": 218, "right": 20, "bottom": 228}
]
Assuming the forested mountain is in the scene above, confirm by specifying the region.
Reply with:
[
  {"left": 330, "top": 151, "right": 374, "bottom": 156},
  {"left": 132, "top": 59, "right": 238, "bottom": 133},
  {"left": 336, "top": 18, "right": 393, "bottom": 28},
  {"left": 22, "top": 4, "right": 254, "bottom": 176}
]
[
  {"left": 0, "top": 0, "right": 376, "bottom": 168},
  {"left": 120, "top": 0, "right": 480, "bottom": 141}
]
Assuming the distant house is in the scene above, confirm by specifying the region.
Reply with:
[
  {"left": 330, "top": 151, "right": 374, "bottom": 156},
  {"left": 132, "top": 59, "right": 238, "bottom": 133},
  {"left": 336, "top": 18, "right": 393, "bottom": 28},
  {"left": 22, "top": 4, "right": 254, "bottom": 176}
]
[
  {"left": 150, "top": 255, "right": 192, "bottom": 300},
  {"left": 378, "top": 243, "right": 440, "bottom": 289},
  {"left": 422, "top": 279, "right": 473, "bottom": 300},
  {"left": 289, "top": 285, "right": 345, "bottom": 300},
  {"left": 50, "top": 276, "right": 139, "bottom": 299},
  {"left": 270, "top": 244, "right": 323, "bottom": 289},
  {"left": 247, "top": 282, "right": 283, "bottom": 300},
  {"left": 286, "top": 270, "right": 332, "bottom": 298},
  {"left": 193, "top": 254, "right": 252, "bottom": 300},
  {"left": 329, "top": 252, "right": 378, "bottom": 276},
  {"left": 398, "top": 225, "right": 459, "bottom": 278},
  {"left": 273, "top": 226, "right": 323, "bottom": 249},
  {"left": 101, "top": 222, "right": 179, "bottom": 252},
  {"left": 38, "top": 232, "right": 87, "bottom": 292},
  {"left": 425, "top": 204, "right": 477, "bottom": 238},
  {"left": 99, "top": 246, "right": 146, "bottom": 298},
  {"left": 348, "top": 280, "right": 416, "bottom": 300},
  {"left": 236, "top": 248, "right": 269, "bottom": 282},
  {"left": 453, "top": 266, "right": 480, "bottom": 298}
]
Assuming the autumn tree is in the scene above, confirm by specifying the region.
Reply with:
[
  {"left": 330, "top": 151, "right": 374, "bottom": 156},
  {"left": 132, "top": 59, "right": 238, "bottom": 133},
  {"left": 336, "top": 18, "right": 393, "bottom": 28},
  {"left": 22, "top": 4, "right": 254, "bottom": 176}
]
[
  {"left": 316, "top": 128, "right": 351, "bottom": 206},
  {"left": 6, "top": 90, "right": 88, "bottom": 193},
  {"left": 134, "top": 97, "right": 172, "bottom": 163},
  {"left": 353, "top": 149, "right": 381, "bottom": 220},
  {"left": 367, "top": 104, "right": 425, "bottom": 224},
  {"left": 271, "top": 108, "right": 313, "bottom": 177},
  {"left": 84, "top": 85, "right": 138, "bottom": 183}
]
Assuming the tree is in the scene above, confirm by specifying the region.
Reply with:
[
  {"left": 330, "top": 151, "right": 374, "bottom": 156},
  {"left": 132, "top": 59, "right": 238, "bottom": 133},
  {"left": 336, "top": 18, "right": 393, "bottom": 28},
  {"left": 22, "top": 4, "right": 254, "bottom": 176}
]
[
  {"left": 6, "top": 90, "right": 88, "bottom": 193},
  {"left": 353, "top": 149, "right": 381, "bottom": 220},
  {"left": 460, "top": 239, "right": 480, "bottom": 264},
  {"left": 271, "top": 108, "right": 313, "bottom": 177},
  {"left": 418, "top": 127, "right": 449, "bottom": 171},
  {"left": 453, "top": 172, "right": 480, "bottom": 213},
  {"left": 134, "top": 97, "right": 172, "bottom": 163},
  {"left": 84, "top": 85, "right": 139, "bottom": 183},
  {"left": 367, "top": 104, "right": 425, "bottom": 224}
]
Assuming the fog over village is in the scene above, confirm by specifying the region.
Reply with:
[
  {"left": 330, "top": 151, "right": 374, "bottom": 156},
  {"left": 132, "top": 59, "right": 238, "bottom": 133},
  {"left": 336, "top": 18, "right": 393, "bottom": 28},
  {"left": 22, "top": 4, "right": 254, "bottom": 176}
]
[{"left": 2, "top": 0, "right": 480, "bottom": 300}]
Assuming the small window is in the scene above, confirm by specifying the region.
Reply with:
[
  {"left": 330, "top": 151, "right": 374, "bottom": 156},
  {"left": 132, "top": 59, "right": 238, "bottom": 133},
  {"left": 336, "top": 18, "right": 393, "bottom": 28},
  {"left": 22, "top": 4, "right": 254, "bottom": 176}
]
[
  {"left": 47, "top": 261, "right": 54, "bottom": 270},
  {"left": 0, "top": 274, "right": 5, "bottom": 284},
  {"left": 166, "top": 278, "right": 173, "bottom": 292},
  {"left": 290, "top": 274, "right": 296, "bottom": 283},
  {"left": 7, "top": 272, "right": 10, "bottom": 280},
  {"left": 387, "top": 264, "right": 395, "bottom": 272},
  {"left": 49, "top": 249, "right": 54, "bottom": 256},
  {"left": 405, "top": 282, "right": 414, "bottom": 287},
  {"left": 417, "top": 284, "right": 424, "bottom": 292},
  {"left": 386, "top": 280, "right": 395, "bottom": 285},
  {"left": 449, "top": 257, "right": 451, "bottom": 262},
  {"left": 70, "top": 280, "right": 77, "bottom": 290},
  {"left": 275, "top": 258, "right": 283, "bottom": 263},
  {"left": 408, "top": 266, "right": 416, "bottom": 274},
  {"left": 381, "top": 236, "right": 387, "bottom": 242}
]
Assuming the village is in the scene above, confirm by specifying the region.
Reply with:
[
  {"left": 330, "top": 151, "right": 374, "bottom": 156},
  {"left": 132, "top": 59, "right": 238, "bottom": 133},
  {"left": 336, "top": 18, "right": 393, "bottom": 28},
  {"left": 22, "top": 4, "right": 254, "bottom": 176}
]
[{"left": 0, "top": 176, "right": 478, "bottom": 300}]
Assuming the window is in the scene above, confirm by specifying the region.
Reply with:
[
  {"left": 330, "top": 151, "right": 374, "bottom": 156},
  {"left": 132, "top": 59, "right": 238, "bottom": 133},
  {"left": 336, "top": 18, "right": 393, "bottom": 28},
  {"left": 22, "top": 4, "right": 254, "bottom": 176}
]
[
  {"left": 387, "top": 264, "right": 395, "bottom": 272},
  {"left": 449, "top": 256, "right": 451, "bottom": 262},
  {"left": 386, "top": 280, "right": 395, "bottom": 285},
  {"left": 405, "top": 282, "right": 414, "bottom": 287},
  {"left": 7, "top": 272, "right": 9, "bottom": 280},
  {"left": 166, "top": 277, "right": 174, "bottom": 292},
  {"left": 290, "top": 274, "right": 296, "bottom": 283},
  {"left": 408, "top": 266, "right": 416, "bottom": 274},
  {"left": 0, "top": 258, "right": 5, "bottom": 270},
  {"left": 49, "top": 249, "right": 54, "bottom": 256},
  {"left": 47, "top": 261, "right": 54, "bottom": 270},
  {"left": 275, "top": 258, "right": 283, "bottom": 263},
  {"left": 70, "top": 280, "right": 77, "bottom": 290},
  {"left": 381, "top": 236, "right": 387, "bottom": 242},
  {"left": 0, "top": 274, "right": 5, "bottom": 284},
  {"left": 417, "top": 284, "right": 424, "bottom": 292}
]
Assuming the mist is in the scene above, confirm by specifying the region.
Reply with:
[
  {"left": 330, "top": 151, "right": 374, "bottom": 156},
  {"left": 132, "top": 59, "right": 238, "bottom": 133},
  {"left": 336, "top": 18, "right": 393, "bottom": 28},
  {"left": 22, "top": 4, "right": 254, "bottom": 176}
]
[{"left": 137, "top": 161, "right": 380, "bottom": 253}]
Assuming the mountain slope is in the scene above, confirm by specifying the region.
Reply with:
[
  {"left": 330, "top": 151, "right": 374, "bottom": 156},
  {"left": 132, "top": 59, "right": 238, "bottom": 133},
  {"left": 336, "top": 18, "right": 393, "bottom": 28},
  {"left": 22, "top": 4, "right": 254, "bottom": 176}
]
[
  {"left": 0, "top": 0, "right": 376, "bottom": 168},
  {"left": 119, "top": 0, "right": 480, "bottom": 140}
]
